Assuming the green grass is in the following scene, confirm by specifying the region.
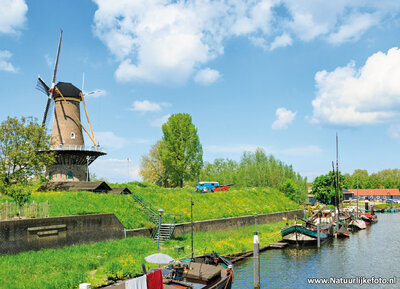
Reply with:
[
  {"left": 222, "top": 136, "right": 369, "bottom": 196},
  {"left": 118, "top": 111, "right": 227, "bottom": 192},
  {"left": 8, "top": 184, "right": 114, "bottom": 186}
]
[
  {"left": 0, "top": 221, "right": 286, "bottom": 289},
  {"left": 0, "top": 184, "right": 300, "bottom": 229}
]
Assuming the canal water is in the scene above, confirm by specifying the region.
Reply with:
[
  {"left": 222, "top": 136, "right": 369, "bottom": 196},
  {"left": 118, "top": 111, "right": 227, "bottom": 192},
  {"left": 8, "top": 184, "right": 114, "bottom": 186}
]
[{"left": 232, "top": 213, "right": 400, "bottom": 288}]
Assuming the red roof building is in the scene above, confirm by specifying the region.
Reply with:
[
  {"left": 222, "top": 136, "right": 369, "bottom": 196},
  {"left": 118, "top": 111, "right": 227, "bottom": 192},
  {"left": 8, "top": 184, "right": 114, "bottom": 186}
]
[{"left": 347, "top": 188, "right": 400, "bottom": 200}]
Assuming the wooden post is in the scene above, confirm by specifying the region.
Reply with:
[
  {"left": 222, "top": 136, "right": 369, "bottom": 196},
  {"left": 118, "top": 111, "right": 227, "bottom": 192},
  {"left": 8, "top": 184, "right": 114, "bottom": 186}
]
[
  {"left": 5, "top": 200, "right": 8, "bottom": 220},
  {"left": 317, "top": 222, "right": 320, "bottom": 248},
  {"left": 32, "top": 200, "right": 35, "bottom": 217}
]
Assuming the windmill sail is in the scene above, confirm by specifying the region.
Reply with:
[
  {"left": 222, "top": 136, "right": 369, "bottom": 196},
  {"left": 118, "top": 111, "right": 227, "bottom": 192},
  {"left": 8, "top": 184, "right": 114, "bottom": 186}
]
[{"left": 39, "top": 30, "right": 63, "bottom": 127}]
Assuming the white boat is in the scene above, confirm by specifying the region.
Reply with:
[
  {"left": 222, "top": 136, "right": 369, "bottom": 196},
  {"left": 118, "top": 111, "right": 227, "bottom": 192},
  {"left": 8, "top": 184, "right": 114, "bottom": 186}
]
[{"left": 348, "top": 219, "right": 366, "bottom": 230}]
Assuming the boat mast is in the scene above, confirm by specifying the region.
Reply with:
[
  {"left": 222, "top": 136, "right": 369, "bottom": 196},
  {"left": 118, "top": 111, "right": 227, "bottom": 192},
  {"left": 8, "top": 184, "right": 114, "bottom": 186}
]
[
  {"left": 356, "top": 177, "right": 359, "bottom": 218},
  {"left": 335, "top": 133, "right": 340, "bottom": 231}
]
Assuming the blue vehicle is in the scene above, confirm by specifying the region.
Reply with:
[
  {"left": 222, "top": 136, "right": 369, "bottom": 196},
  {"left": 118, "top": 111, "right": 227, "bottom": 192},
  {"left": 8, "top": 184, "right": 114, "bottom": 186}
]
[
  {"left": 196, "top": 182, "right": 219, "bottom": 192},
  {"left": 196, "top": 182, "right": 233, "bottom": 192}
]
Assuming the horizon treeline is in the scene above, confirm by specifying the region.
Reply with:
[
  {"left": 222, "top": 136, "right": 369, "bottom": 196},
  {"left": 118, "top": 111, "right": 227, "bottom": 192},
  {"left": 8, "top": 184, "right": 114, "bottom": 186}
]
[
  {"left": 342, "top": 169, "right": 400, "bottom": 189},
  {"left": 200, "top": 148, "right": 307, "bottom": 203}
]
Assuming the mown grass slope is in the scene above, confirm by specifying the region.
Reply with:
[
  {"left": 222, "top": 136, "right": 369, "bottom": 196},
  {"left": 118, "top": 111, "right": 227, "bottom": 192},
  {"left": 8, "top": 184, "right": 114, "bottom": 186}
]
[{"left": 0, "top": 183, "right": 300, "bottom": 229}]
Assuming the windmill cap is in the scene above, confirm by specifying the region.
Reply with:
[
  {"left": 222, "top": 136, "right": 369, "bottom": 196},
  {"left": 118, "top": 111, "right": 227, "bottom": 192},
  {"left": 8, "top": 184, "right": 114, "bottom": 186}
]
[{"left": 54, "top": 82, "right": 81, "bottom": 99}]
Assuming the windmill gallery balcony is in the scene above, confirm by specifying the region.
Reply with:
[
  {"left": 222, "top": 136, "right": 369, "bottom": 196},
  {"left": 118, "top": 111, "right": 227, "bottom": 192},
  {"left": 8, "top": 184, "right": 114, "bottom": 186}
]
[{"left": 49, "top": 145, "right": 106, "bottom": 154}]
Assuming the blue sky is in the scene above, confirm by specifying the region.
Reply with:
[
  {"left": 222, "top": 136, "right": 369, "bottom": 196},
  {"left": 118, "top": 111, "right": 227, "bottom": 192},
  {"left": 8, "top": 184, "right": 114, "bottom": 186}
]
[{"left": 1, "top": 0, "right": 400, "bottom": 183}]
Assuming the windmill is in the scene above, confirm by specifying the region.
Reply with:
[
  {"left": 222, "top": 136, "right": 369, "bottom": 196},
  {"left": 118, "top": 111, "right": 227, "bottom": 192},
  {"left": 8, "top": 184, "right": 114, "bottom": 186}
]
[{"left": 36, "top": 30, "right": 106, "bottom": 182}]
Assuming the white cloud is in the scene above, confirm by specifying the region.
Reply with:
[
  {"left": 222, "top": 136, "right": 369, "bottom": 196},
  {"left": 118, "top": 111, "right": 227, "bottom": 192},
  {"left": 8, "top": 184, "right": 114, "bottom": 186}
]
[
  {"left": 94, "top": 131, "right": 128, "bottom": 150},
  {"left": 150, "top": 114, "right": 170, "bottom": 127},
  {"left": 194, "top": 68, "right": 221, "bottom": 85},
  {"left": 131, "top": 100, "right": 170, "bottom": 112},
  {"left": 272, "top": 107, "right": 296, "bottom": 130},
  {"left": 311, "top": 47, "right": 400, "bottom": 126},
  {"left": 44, "top": 54, "right": 53, "bottom": 67},
  {"left": 269, "top": 33, "right": 293, "bottom": 50},
  {"left": 0, "top": 0, "right": 27, "bottom": 34},
  {"left": 0, "top": 50, "right": 17, "bottom": 72},
  {"left": 90, "top": 158, "right": 141, "bottom": 183},
  {"left": 327, "top": 13, "right": 378, "bottom": 44},
  {"left": 92, "top": 0, "right": 399, "bottom": 85},
  {"left": 388, "top": 124, "right": 400, "bottom": 140}
]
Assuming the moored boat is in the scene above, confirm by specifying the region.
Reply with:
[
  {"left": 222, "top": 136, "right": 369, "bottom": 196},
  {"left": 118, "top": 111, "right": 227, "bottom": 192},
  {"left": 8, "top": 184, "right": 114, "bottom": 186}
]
[
  {"left": 104, "top": 253, "right": 234, "bottom": 289},
  {"left": 348, "top": 219, "right": 366, "bottom": 230},
  {"left": 281, "top": 224, "right": 330, "bottom": 245}
]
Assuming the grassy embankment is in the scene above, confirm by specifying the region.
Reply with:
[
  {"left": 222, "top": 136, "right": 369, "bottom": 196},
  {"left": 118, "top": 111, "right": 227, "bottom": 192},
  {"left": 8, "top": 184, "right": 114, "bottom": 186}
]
[
  {"left": 0, "top": 220, "right": 286, "bottom": 289},
  {"left": 0, "top": 183, "right": 300, "bottom": 229}
]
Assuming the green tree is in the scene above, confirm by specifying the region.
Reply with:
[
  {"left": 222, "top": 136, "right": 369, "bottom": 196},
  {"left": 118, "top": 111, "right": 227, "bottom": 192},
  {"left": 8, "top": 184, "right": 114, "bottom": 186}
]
[
  {"left": 0, "top": 116, "right": 54, "bottom": 186},
  {"left": 278, "top": 178, "right": 305, "bottom": 203},
  {"left": 312, "top": 171, "right": 345, "bottom": 205},
  {"left": 8, "top": 185, "right": 31, "bottom": 218},
  {"left": 139, "top": 141, "right": 169, "bottom": 187},
  {"left": 159, "top": 114, "right": 203, "bottom": 187}
]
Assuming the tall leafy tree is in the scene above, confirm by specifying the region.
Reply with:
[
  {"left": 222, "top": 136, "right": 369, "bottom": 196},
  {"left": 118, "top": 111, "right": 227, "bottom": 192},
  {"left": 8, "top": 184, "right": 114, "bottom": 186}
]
[
  {"left": 139, "top": 141, "right": 169, "bottom": 187},
  {"left": 159, "top": 114, "right": 202, "bottom": 187},
  {"left": 312, "top": 171, "right": 345, "bottom": 204},
  {"left": 0, "top": 116, "right": 54, "bottom": 187}
]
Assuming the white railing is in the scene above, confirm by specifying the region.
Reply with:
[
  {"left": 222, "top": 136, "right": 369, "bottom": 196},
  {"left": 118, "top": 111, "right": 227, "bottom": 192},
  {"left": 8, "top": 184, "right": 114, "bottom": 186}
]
[{"left": 49, "top": 145, "right": 106, "bottom": 153}]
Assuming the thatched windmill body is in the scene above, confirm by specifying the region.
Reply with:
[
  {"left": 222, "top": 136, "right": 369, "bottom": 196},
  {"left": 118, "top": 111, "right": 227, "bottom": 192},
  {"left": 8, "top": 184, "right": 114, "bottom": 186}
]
[{"left": 37, "top": 31, "right": 106, "bottom": 182}]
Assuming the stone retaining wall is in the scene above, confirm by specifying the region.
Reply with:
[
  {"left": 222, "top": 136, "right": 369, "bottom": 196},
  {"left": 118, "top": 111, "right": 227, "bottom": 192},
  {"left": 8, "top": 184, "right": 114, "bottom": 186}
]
[{"left": 0, "top": 213, "right": 125, "bottom": 254}]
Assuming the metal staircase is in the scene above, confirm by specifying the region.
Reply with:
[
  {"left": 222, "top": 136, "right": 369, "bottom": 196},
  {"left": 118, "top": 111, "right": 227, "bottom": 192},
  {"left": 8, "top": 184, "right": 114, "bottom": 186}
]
[{"left": 130, "top": 192, "right": 182, "bottom": 242}]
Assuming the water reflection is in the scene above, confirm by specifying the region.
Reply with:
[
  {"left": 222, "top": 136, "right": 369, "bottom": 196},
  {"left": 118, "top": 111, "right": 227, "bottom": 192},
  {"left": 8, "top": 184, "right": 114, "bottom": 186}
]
[{"left": 233, "top": 214, "right": 400, "bottom": 288}]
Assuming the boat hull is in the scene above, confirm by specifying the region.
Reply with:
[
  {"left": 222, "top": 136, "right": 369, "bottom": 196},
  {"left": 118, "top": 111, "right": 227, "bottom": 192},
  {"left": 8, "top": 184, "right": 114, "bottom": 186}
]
[
  {"left": 348, "top": 219, "right": 366, "bottom": 230},
  {"left": 281, "top": 225, "right": 329, "bottom": 245}
]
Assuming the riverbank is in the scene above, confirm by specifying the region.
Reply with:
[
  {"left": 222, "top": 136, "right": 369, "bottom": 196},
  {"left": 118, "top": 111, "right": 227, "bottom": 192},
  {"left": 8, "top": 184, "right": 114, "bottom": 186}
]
[
  {"left": 0, "top": 220, "right": 286, "bottom": 289},
  {"left": 232, "top": 213, "right": 400, "bottom": 288}
]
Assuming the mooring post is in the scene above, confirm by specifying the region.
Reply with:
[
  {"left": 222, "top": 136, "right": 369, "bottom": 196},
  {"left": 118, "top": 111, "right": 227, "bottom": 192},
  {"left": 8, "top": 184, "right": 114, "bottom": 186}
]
[
  {"left": 254, "top": 213, "right": 260, "bottom": 289},
  {"left": 317, "top": 222, "right": 320, "bottom": 248}
]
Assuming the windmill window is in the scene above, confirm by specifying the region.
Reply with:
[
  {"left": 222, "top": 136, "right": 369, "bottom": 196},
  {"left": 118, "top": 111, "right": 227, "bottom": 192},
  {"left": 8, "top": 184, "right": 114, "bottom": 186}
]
[
  {"left": 67, "top": 171, "right": 73, "bottom": 179},
  {"left": 71, "top": 132, "right": 75, "bottom": 139}
]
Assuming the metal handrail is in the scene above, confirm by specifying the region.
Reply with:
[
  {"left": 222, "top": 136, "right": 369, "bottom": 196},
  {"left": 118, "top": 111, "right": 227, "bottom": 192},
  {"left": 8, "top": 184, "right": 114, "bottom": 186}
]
[{"left": 49, "top": 145, "right": 106, "bottom": 153}]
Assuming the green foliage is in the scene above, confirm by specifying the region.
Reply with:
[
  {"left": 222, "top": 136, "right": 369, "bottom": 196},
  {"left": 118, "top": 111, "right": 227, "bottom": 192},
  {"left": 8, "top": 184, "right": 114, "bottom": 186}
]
[
  {"left": 159, "top": 114, "right": 203, "bottom": 187},
  {"left": 139, "top": 141, "right": 169, "bottom": 187},
  {"left": 342, "top": 168, "right": 400, "bottom": 189},
  {"left": 200, "top": 148, "right": 307, "bottom": 201},
  {"left": 7, "top": 185, "right": 31, "bottom": 217},
  {"left": 0, "top": 116, "right": 54, "bottom": 186},
  {"left": 278, "top": 178, "right": 305, "bottom": 203},
  {"left": 0, "top": 221, "right": 286, "bottom": 289},
  {"left": 312, "top": 171, "right": 344, "bottom": 205}
]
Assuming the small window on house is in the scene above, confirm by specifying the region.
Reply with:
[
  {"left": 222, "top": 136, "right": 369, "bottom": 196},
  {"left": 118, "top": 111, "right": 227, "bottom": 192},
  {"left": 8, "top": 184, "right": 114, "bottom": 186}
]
[
  {"left": 71, "top": 132, "right": 75, "bottom": 139},
  {"left": 67, "top": 171, "right": 73, "bottom": 179}
]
